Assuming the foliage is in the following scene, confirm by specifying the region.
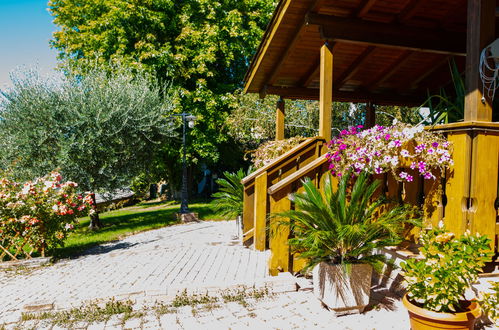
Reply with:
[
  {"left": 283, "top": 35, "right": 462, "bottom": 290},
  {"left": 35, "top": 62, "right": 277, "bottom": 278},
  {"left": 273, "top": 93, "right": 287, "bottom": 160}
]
[
  {"left": 274, "top": 171, "right": 420, "bottom": 273},
  {"left": 250, "top": 136, "right": 307, "bottom": 169},
  {"left": 211, "top": 169, "right": 247, "bottom": 220},
  {"left": 327, "top": 123, "right": 452, "bottom": 182},
  {"left": 0, "top": 172, "right": 91, "bottom": 259},
  {"left": 419, "top": 59, "right": 465, "bottom": 125},
  {"left": 0, "top": 67, "right": 173, "bottom": 193},
  {"left": 48, "top": 0, "right": 277, "bottom": 168},
  {"left": 401, "top": 227, "right": 493, "bottom": 313},
  {"left": 478, "top": 281, "right": 499, "bottom": 326}
]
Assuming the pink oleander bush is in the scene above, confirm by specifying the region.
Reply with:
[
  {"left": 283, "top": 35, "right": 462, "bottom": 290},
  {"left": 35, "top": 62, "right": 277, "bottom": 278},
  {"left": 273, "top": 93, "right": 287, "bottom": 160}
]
[
  {"left": 326, "top": 123, "right": 453, "bottom": 182},
  {"left": 0, "top": 172, "right": 92, "bottom": 258}
]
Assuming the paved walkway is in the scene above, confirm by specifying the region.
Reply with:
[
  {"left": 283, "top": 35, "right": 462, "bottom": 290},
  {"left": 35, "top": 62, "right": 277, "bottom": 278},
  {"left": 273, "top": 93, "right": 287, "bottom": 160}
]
[{"left": 4, "top": 220, "right": 492, "bottom": 329}]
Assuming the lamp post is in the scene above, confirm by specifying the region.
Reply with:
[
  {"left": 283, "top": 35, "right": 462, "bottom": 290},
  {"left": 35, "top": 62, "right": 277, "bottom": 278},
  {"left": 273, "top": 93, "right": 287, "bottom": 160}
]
[{"left": 171, "top": 113, "right": 196, "bottom": 214}]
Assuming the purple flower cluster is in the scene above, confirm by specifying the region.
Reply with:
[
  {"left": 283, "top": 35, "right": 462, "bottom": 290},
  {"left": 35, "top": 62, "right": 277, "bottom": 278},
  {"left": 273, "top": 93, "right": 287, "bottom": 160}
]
[{"left": 326, "top": 123, "right": 453, "bottom": 182}]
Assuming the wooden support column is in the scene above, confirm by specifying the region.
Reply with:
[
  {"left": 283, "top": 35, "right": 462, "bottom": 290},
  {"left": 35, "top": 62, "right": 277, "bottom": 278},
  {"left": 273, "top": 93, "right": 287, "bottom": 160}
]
[
  {"left": 269, "top": 186, "right": 291, "bottom": 275},
  {"left": 276, "top": 97, "right": 285, "bottom": 140},
  {"left": 319, "top": 42, "right": 333, "bottom": 142},
  {"left": 254, "top": 172, "right": 268, "bottom": 251},
  {"left": 365, "top": 102, "right": 376, "bottom": 128},
  {"left": 464, "top": 0, "right": 495, "bottom": 121}
]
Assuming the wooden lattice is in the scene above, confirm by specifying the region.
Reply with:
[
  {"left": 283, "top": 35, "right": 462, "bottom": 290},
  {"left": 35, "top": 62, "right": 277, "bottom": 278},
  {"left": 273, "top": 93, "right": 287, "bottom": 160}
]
[{"left": 0, "top": 232, "right": 38, "bottom": 261}]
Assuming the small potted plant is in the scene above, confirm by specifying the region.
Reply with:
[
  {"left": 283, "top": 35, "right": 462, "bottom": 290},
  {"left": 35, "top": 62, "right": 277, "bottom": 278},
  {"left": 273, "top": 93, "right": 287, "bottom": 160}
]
[
  {"left": 275, "top": 171, "right": 420, "bottom": 314},
  {"left": 400, "top": 226, "right": 493, "bottom": 330},
  {"left": 478, "top": 281, "right": 499, "bottom": 327}
]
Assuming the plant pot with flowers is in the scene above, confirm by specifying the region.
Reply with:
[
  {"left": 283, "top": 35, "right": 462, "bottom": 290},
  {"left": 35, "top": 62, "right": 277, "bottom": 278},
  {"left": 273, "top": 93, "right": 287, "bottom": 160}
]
[
  {"left": 400, "top": 226, "right": 493, "bottom": 330},
  {"left": 274, "top": 171, "right": 420, "bottom": 314}
]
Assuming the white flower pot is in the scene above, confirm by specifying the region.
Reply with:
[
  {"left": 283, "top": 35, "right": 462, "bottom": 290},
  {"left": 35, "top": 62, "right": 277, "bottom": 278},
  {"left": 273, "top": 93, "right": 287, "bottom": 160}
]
[{"left": 313, "top": 262, "right": 373, "bottom": 314}]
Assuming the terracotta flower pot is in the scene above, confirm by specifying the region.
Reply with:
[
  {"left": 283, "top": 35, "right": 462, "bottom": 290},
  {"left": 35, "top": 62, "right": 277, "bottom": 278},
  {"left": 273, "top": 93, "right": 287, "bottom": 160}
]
[
  {"left": 402, "top": 294, "right": 482, "bottom": 330},
  {"left": 313, "top": 262, "right": 372, "bottom": 314}
]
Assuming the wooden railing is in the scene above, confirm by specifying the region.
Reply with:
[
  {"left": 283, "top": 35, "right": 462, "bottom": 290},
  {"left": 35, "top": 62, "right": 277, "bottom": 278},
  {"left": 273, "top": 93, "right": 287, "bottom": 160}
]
[
  {"left": 244, "top": 122, "right": 499, "bottom": 276},
  {"left": 241, "top": 137, "right": 326, "bottom": 249}
]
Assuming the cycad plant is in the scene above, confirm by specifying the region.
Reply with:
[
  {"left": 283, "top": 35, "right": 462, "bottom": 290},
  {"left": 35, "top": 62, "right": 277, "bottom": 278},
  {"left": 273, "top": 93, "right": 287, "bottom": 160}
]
[
  {"left": 277, "top": 171, "right": 420, "bottom": 273},
  {"left": 211, "top": 169, "right": 246, "bottom": 219}
]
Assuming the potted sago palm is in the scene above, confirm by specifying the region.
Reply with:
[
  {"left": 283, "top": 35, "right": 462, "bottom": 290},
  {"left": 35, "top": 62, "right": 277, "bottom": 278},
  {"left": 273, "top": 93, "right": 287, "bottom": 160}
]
[
  {"left": 276, "top": 171, "right": 420, "bottom": 314},
  {"left": 401, "top": 226, "right": 493, "bottom": 330}
]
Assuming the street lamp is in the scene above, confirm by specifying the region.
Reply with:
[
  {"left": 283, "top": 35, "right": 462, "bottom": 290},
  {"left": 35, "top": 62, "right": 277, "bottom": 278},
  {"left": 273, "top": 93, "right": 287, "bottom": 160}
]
[{"left": 170, "top": 113, "right": 196, "bottom": 214}]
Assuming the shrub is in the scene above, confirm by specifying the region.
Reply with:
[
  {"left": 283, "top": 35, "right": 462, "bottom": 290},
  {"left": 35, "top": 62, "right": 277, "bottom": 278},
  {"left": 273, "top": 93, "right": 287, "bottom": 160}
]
[
  {"left": 0, "top": 171, "right": 91, "bottom": 259},
  {"left": 250, "top": 136, "right": 307, "bottom": 169},
  {"left": 401, "top": 226, "right": 493, "bottom": 313}
]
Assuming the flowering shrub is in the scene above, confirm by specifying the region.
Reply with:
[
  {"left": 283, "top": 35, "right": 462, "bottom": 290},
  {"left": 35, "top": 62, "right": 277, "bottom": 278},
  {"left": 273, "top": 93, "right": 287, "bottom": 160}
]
[
  {"left": 0, "top": 172, "right": 92, "bottom": 259},
  {"left": 326, "top": 123, "right": 453, "bottom": 182},
  {"left": 250, "top": 136, "right": 307, "bottom": 169},
  {"left": 401, "top": 225, "right": 493, "bottom": 313}
]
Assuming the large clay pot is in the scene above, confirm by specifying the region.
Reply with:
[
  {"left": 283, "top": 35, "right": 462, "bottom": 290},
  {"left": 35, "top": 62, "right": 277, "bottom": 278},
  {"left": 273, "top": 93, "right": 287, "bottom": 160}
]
[
  {"left": 402, "top": 294, "right": 481, "bottom": 330},
  {"left": 313, "top": 262, "right": 372, "bottom": 314}
]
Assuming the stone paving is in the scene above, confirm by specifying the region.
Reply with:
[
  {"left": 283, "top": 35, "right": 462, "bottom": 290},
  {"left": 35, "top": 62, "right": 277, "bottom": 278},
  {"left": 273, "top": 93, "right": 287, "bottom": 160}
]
[{"left": 2, "top": 220, "right": 492, "bottom": 329}]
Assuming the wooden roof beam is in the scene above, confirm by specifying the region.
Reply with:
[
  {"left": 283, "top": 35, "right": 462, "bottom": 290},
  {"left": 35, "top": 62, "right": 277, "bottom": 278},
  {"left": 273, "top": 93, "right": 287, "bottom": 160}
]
[
  {"left": 265, "top": 85, "right": 425, "bottom": 106},
  {"left": 268, "top": 23, "right": 307, "bottom": 85},
  {"left": 334, "top": 46, "right": 376, "bottom": 89},
  {"left": 305, "top": 13, "right": 466, "bottom": 56},
  {"left": 299, "top": 43, "right": 338, "bottom": 87},
  {"left": 397, "top": 0, "right": 428, "bottom": 23},
  {"left": 367, "top": 50, "right": 414, "bottom": 91},
  {"left": 356, "top": 0, "right": 378, "bottom": 18},
  {"left": 402, "top": 56, "right": 451, "bottom": 92}
]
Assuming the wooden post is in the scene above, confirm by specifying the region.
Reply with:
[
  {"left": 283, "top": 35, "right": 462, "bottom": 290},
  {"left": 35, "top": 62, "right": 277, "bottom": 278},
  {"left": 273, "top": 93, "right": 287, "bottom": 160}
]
[
  {"left": 254, "top": 172, "right": 268, "bottom": 251},
  {"left": 365, "top": 102, "right": 376, "bottom": 128},
  {"left": 269, "top": 186, "right": 291, "bottom": 275},
  {"left": 464, "top": 0, "right": 495, "bottom": 121},
  {"left": 276, "top": 97, "right": 285, "bottom": 140},
  {"left": 319, "top": 42, "right": 333, "bottom": 142}
]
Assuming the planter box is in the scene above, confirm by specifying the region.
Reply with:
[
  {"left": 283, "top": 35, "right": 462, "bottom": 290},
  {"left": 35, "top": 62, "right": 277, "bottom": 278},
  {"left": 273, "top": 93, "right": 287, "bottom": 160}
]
[{"left": 313, "top": 262, "right": 372, "bottom": 314}]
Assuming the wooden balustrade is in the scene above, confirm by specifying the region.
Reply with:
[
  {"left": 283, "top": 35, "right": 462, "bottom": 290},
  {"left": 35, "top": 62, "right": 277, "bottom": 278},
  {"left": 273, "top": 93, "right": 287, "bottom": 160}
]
[
  {"left": 244, "top": 122, "right": 499, "bottom": 276},
  {"left": 241, "top": 137, "right": 326, "bottom": 249}
]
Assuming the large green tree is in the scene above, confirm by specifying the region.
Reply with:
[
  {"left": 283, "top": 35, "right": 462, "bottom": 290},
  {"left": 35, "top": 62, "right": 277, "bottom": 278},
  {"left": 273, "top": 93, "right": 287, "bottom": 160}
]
[
  {"left": 0, "top": 67, "right": 174, "bottom": 228},
  {"left": 48, "top": 0, "right": 277, "bottom": 171}
]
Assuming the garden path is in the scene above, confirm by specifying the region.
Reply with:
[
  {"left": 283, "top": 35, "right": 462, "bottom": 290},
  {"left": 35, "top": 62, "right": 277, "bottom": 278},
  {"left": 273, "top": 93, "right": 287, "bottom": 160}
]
[{"left": 0, "top": 220, "right": 451, "bottom": 329}]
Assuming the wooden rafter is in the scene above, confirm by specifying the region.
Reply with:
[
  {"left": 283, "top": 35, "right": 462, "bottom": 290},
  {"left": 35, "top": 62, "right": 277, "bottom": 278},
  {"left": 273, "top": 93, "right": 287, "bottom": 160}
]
[
  {"left": 367, "top": 51, "right": 414, "bottom": 91},
  {"left": 356, "top": 0, "right": 378, "bottom": 18},
  {"left": 265, "top": 85, "right": 425, "bottom": 106},
  {"left": 397, "top": 0, "right": 429, "bottom": 23},
  {"left": 334, "top": 46, "right": 376, "bottom": 89},
  {"left": 404, "top": 56, "right": 451, "bottom": 92},
  {"left": 299, "top": 56, "right": 320, "bottom": 87},
  {"left": 306, "top": 13, "right": 466, "bottom": 55},
  {"left": 268, "top": 23, "right": 307, "bottom": 85}
]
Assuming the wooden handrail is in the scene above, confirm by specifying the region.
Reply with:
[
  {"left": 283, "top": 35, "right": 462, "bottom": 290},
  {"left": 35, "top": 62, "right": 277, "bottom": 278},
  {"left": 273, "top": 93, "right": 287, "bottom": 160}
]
[
  {"left": 268, "top": 154, "right": 328, "bottom": 195},
  {"left": 241, "top": 136, "right": 325, "bottom": 184}
]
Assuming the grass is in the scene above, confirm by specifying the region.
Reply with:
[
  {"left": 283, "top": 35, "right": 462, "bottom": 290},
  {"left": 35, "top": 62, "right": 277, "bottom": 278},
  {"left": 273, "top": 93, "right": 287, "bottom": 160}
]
[
  {"left": 20, "top": 287, "right": 272, "bottom": 327},
  {"left": 52, "top": 199, "right": 226, "bottom": 259}
]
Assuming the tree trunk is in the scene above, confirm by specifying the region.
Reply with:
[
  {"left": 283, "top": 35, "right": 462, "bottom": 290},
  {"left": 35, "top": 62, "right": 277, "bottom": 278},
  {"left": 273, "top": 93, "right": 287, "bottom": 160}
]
[{"left": 88, "top": 193, "right": 102, "bottom": 230}]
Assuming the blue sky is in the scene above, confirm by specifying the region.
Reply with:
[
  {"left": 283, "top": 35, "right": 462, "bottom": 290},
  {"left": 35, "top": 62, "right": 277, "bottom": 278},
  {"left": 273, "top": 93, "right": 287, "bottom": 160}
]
[{"left": 0, "top": 0, "right": 58, "bottom": 88}]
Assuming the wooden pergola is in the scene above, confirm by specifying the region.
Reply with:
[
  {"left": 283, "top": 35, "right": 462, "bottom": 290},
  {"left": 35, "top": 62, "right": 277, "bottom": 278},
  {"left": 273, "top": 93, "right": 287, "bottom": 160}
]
[{"left": 242, "top": 0, "right": 499, "bottom": 272}]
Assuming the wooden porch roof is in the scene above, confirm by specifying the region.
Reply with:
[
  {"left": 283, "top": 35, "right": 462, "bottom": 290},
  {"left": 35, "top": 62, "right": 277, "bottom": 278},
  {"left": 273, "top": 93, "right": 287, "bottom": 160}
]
[{"left": 244, "top": 0, "right": 499, "bottom": 106}]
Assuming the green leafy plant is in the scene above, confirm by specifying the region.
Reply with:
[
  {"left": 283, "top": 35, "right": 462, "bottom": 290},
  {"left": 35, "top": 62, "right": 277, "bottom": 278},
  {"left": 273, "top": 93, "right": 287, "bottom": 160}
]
[
  {"left": 401, "top": 227, "right": 493, "bottom": 313},
  {"left": 275, "top": 171, "right": 420, "bottom": 273},
  {"left": 478, "top": 281, "right": 499, "bottom": 326},
  {"left": 211, "top": 169, "right": 248, "bottom": 220},
  {"left": 420, "top": 58, "right": 465, "bottom": 125}
]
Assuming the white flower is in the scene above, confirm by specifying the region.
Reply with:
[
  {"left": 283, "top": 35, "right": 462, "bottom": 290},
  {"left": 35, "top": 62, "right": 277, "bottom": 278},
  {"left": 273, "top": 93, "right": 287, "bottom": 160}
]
[{"left": 52, "top": 205, "right": 59, "bottom": 212}]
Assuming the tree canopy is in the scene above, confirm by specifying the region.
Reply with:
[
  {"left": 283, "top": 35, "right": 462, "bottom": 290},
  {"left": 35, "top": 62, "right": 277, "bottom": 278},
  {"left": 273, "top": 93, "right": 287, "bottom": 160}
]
[
  {"left": 0, "top": 67, "right": 174, "bottom": 193},
  {"left": 48, "top": 0, "right": 277, "bottom": 167}
]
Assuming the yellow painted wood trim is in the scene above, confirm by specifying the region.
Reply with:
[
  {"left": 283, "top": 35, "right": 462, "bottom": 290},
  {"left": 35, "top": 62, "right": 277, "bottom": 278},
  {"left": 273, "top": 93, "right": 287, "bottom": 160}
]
[
  {"left": 428, "top": 121, "right": 499, "bottom": 132},
  {"left": 268, "top": 154, "right": 328, "bottom": 195},
  {"left": 254, "top": 172, "right": 268, "bottom": 251},
  {"left": 319, "top": 43, "right": 333, "bottom": 142}
]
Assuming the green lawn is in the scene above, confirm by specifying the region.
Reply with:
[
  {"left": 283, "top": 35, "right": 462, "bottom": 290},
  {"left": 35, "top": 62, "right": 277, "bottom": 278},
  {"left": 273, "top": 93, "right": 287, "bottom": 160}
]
[{"left": 53, "top": 199, "right": 226, "bottom": 259}]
